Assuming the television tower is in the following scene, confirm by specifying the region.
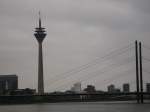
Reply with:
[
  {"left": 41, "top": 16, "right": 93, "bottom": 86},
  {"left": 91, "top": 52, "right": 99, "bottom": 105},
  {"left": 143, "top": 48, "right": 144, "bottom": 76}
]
[{"left": 34, "top": 12, "right": 46, "bottom": 94}]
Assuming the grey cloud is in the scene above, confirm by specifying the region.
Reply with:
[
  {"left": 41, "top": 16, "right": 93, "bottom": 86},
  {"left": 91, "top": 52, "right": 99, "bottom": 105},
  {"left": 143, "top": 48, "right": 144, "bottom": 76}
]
[{"left": 0, "top": 0, "right": 150, "bottom": 92}]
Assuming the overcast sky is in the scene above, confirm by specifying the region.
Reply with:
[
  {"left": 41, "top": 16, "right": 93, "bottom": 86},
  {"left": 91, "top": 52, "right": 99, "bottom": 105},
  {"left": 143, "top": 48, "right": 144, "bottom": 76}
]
[{"left": 0, "top": 0, "right": 150, "bottom": 92}]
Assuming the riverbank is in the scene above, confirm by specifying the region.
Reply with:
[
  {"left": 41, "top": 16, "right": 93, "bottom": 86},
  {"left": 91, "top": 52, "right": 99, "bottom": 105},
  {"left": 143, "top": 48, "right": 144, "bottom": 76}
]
[{"left": 0, "top": 94, "right": 148, "bottom": 105}]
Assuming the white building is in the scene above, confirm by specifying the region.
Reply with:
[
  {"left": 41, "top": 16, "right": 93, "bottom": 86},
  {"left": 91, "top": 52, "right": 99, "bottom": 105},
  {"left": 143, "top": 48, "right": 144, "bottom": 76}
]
[{"left": 71, "top": 82, "right": 81, "bottom": 93}]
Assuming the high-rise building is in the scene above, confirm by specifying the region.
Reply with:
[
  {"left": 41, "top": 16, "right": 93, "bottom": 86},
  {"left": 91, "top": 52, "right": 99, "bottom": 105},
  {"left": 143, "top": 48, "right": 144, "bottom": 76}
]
[
  {"left": 34, "top": 12, "right": 47, "bottom": 94},
  {"left": 107, "top": 84, "right": 115, "bottom": 93},
  {"left": 146, "top": 83, "right": 150, "bottom": 93},
  {"left": 84, "top": 85, "right": 96, "bottom": 93},
  {"left": 0, "top": 75, "right": 18, "bottom": 94},
  {"left": 107, "top": 84, "right": 121, "bottom": 93},
  {"left": 123, "top": 83, "right": 130, "bottom": 93},
  {"left": 71, "top": 82, "right": 81, "bottom": 93}
]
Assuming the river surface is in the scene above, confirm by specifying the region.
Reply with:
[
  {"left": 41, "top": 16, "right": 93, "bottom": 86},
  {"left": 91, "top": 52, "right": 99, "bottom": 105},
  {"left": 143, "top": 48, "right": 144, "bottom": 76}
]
[{"left": 0, "top": 102, "right": 150, "bottom": 112}]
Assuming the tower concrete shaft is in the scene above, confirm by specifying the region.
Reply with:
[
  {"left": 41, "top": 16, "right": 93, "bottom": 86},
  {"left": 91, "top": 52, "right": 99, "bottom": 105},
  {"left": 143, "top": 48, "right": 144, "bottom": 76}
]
[
  {"left": 38, "top": 42, "right": 44, "bottom": 94},
  {"left": 34, "top": 12, "right": 46, "bottom": 94}
]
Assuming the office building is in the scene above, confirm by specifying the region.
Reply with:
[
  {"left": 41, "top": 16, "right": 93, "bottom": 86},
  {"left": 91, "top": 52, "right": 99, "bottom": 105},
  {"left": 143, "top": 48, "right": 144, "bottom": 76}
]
[
  {"left": 146, "top": 83, "right": 150, "bottom": 93},
  {"left": 123, "top": 83, "right": 130, "bottom": 93},
  {"left": 0, "top": 75, "right": 18, "bottom": 94},
  {"left": 71, "top": 82, "right": 81, "bottom": 93},
  {"left": 84, "top": 85, "right": 96, "bottom": 93},
  {"left": 107, "top": 84, "right": 115, "bottom": 93}
]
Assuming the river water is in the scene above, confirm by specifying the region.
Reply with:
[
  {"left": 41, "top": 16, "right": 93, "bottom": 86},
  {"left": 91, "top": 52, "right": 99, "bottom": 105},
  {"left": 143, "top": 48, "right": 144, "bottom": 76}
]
[{"left": 0, "top": 102, "right": 150, "bottom": 112}]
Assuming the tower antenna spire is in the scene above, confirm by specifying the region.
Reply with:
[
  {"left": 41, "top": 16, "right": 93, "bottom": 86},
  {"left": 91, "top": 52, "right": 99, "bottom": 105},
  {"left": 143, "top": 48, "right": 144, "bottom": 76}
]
[{"left": 39, "top": 11, "right": 41, "bottom": 28}]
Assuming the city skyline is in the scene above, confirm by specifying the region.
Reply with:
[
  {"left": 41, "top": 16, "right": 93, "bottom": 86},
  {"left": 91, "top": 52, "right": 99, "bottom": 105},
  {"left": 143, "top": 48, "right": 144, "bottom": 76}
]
[{"left": 0, "top": 0, "right": 150, "bottom": 92}]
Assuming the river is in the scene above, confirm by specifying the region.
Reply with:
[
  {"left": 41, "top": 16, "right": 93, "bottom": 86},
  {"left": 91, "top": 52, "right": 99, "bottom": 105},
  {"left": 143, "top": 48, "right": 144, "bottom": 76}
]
[{"left": 0, "top": 102, "right": 150, "bottom": 112}]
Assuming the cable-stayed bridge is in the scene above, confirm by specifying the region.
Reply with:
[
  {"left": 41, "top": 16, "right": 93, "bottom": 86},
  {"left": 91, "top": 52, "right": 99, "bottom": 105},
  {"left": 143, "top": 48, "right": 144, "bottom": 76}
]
[
  {"left": 41, "top": 41, "right": 150, "bottom": 103},
  {"left": 46, "top": 42, "right": 135, "bottom": 90}
]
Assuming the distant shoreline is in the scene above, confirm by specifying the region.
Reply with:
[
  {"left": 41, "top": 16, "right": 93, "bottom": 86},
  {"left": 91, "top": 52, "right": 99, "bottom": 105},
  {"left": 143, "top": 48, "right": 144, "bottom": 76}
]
[{"left": 0, "top": 94, "right": 149, "bottom": 105}]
